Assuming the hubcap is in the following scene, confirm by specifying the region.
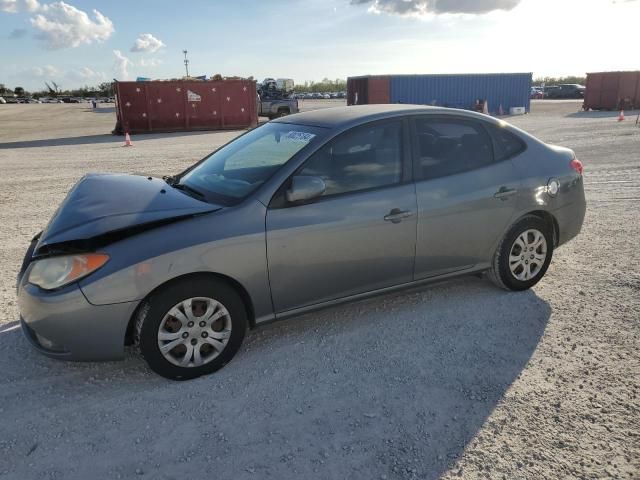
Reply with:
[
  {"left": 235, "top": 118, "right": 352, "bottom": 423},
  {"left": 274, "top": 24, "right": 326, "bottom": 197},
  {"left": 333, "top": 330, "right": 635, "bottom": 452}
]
[
  {"left": 157, "top": 297, "right": 232, "bottom": 368},
  {"left": 508, "top": 229, "right": 547, "bottom": 281}
]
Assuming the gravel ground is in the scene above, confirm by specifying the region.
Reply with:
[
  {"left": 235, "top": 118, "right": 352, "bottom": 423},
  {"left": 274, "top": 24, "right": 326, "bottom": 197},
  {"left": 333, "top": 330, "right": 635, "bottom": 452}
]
[{"left": 0, "top": 100, "right": 638, "bottom": 480}]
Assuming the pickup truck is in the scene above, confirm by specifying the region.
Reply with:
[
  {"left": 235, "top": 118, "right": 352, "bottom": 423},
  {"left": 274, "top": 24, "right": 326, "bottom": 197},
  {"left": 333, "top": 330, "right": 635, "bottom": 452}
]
[
  {"left": 545, "top": 84, "right": 585, "bottom": 99},
  {"left": 257, "top": 78, "right": 299, "bottom": 119},
  {"left": 257, "top": 94, "right": 299, "bottom": 119}
]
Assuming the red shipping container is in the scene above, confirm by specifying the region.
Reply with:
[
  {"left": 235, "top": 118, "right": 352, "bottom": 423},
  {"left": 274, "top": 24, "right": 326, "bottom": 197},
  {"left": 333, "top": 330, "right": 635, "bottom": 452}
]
[
  {"left": 584, "top": 71, "right": 640, "bottom": 110},
  {"left": 347, "top": 76, "right": 390, "bottom": 105},
  {"left": 114, "top": 79, "right": 258, "bottom": 134}
]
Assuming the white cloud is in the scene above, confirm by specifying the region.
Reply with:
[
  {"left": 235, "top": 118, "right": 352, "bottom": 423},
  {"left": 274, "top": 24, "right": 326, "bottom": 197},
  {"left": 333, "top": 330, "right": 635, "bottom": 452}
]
[
  {"left": 29, "top": 64, "right": 60, "bottom": 77},
  {"left": 0, "top": 0, "right": 18, "bottom": 12},
  {"left": 138, "top": 57, "right": 163, "bottom": 67},
  {"left": 350, "top": 0, "right": 520, "bottom": 15},
  {"left": 30, "top": 1, "right": 114, "bottom": 49},
  {"left": 66, "top": 66, "right": 105, "bottom": 82},
  {"left": 9, "top": 27, "right": 28, "bottom": 38},
  {"left": 113, "top": 49, "right": 132, "bottom": 80},
  {"left": 130, "top": 33, "right": 165, "bottom": 53},
  {"left": 1, "top": 0, "right": 41, "bottom": 13},
  {"left": 20, "top": 64, "right": 106, "bottom": 84}
]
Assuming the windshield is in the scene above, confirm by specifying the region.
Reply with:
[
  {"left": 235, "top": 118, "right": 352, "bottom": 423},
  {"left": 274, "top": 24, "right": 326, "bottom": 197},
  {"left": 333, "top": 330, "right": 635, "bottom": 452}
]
[{"left": 179, "top": 123, "right": 323, "bottom": 205}]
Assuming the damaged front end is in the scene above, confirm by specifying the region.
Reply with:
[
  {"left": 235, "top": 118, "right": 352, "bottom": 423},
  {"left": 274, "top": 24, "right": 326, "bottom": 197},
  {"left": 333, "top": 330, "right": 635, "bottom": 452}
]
[{"left": 17, "top": 173, "right": 222, "bottom": 288}]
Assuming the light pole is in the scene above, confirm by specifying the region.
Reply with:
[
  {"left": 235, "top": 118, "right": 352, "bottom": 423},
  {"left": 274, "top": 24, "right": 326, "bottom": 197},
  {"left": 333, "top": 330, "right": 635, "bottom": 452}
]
[{"left": 183, "top": 50, "right": 190, "bottom": 78}]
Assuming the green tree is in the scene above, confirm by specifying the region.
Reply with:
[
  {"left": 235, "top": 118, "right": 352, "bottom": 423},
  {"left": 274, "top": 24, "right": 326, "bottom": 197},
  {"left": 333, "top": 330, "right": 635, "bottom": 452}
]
[
  {"left": 294, "top": 78, "right": 347, "bottom": 93},
  {"left": 14, "top": 86, "right": 25, "bottom": 96},
  {"left": 97, "top": 81, "right": 114, "bottom": 96},
  {"left": 533, "top": 76, "right": 586, "bottom": 86}
]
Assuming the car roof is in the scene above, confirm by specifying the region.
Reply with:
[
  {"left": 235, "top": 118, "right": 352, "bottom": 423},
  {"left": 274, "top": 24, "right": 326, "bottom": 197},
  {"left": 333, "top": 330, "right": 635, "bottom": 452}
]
[{"left": 273, "top": 104, "right": 498, "bottom": 129}]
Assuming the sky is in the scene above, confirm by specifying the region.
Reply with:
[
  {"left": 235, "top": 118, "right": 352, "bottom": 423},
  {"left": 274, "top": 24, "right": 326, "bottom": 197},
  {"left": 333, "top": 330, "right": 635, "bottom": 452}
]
[{"left": 1, "top": 0, "right": 638, "bottom": 91}]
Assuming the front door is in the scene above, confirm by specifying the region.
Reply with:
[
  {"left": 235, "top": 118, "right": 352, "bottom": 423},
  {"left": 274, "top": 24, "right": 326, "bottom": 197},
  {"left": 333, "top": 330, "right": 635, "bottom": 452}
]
[
  {"left": 411, "top": 116, "right": 522, "bottom": 279},
  {"left": 266, "top": 119, "right": 416, "bottom": 313}
]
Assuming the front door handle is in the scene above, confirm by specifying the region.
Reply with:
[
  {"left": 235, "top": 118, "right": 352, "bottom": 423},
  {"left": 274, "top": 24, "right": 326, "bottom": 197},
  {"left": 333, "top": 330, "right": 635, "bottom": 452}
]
[
  {"left": 494, "top": 187, "right": 518, "bottom": 200},
  {"left": 384, "top": 208, "right": 413, "bottom": 223}
]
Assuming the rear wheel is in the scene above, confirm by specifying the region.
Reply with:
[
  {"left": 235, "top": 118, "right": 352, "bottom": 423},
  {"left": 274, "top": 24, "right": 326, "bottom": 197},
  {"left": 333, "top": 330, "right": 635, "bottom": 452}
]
[
  {"left": 135, "top": 276, "right": 247, "bottom": 380},
  {"left": 489, "top": 215, "right": 554, "bottom": 291}
]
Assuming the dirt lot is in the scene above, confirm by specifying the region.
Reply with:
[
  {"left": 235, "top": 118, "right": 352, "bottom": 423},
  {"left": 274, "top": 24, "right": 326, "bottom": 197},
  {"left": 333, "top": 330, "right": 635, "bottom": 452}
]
[{"left": 0, "top": 101, "right": 638, "bottom": 480}]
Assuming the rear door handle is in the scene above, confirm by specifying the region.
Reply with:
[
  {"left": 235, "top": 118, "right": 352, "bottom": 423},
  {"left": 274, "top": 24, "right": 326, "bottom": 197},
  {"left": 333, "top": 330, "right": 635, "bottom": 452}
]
[
  {"left": 384, "top": 208, "right": 413, "bottom": 223},
  {"left": 494, "top": 187, "right": 518, "bottom": 200}
]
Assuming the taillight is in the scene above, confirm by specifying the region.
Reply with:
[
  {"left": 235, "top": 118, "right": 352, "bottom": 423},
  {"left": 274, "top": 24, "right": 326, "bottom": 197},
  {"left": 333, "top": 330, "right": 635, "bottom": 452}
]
[{"left": 570, "top": 158, "right": 583, "bottom": 175}]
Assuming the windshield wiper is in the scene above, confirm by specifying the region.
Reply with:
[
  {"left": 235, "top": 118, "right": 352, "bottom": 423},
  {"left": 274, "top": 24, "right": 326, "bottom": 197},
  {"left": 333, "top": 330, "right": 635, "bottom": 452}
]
[
  {"left": 170, "top": 182, "right": 206, "bottom": 200},
  {"left": 163, "top": 175, "right": 177, "bottom": 185}
]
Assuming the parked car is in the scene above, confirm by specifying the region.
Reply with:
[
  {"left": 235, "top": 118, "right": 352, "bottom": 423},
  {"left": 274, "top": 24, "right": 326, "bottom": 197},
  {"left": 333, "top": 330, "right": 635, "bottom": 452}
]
[
  {"left": 322, "top": 93, "right": 331, "bottom": 99},
  {"left": 17, "top": 105, "right": 586, "bottom": 379},
  {"left": 0, "top": 97, "right": 6, "bottom": 104},
  {"left": 530, "top": 87, "right": 544, "bottom": 99},
  {"left": 545, "top": 84, "right": 585, "bottom": 99}
]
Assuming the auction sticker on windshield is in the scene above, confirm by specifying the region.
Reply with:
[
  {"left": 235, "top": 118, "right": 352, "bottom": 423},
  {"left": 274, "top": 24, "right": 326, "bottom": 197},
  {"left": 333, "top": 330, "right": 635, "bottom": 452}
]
[{"left": 282, "top": 131, "right": 316, "bottom": 143}]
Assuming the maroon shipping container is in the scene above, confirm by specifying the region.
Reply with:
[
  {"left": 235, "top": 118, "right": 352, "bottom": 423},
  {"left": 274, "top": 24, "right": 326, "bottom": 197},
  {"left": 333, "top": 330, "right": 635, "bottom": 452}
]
[
  {"left": 347, "top": 76, "right": 390, "bottom": 105},
  {"left": 114, "top": 79, "right": 258, "bottom": 134},
  {"left": 584, "top": 71, "right": 640, "bottom": 110}
]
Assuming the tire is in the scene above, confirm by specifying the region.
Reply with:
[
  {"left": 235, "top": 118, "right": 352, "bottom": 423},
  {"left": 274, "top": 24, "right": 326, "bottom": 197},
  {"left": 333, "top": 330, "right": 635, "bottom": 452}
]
[
  {"left": 489, "top": 215, "right": 554, "bottom": 291},
  {"left": 277, "top": 109, "right": 289, "bottom": 118},
  {"left": 135, "top": 276, "right": 248, "bottom": 380}
]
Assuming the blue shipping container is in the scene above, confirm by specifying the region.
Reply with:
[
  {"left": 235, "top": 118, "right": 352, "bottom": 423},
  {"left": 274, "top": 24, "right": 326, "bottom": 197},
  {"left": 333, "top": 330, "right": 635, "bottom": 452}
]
[{"left": 389, "top": 73, "right": 531, "bottom": 113}]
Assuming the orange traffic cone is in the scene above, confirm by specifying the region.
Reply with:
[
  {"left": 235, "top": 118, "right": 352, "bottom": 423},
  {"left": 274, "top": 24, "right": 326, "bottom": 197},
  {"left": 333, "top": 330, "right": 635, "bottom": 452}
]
[
  {"left": 123, "top": 132, "right": 133, "bottom": 146},
  {"left": 498, "top": 104, "right": 504, "bottom": 116},
  {"left": 617, "top": 110, "right": 625, "bottom": 121}
]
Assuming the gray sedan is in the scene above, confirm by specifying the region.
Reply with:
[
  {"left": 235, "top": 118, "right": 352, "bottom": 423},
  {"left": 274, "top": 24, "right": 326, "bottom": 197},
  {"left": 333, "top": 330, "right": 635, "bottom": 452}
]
[{"left": 17, "top": 105, "right": 586, "bottom": 379}]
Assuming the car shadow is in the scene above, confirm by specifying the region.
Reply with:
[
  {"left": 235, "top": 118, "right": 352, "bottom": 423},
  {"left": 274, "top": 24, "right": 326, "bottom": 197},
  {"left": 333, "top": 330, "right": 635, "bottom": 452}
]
[
  {"left": 566, "top": 109, "right": 640, "bottom": 118},
  {"left": 85, "top": 106, "right": 116, "bottom": 114},
  {"left": 0, "top": 276, "right": 551, "bottom": 479},
  {"left": 0, "top": 129, "right": 242, "bottom": 149}
]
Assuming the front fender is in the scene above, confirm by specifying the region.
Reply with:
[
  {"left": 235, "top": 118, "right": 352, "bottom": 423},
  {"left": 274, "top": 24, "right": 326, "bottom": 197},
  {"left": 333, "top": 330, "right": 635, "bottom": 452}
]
[{"left": 79, "top": 200, "right": 275, "bottom": 324}]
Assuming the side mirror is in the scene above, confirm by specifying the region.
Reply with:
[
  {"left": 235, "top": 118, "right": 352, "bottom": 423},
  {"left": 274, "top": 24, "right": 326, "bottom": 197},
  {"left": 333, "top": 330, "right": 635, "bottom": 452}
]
[{"left": 286, "top": 176, "right": 326, "bottom": 203}]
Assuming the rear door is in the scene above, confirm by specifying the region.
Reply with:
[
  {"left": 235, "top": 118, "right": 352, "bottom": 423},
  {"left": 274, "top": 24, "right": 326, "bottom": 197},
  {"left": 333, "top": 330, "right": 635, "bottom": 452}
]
[
  {"left": 411, "top": 116, "right": 522, "bottom": 279},
  {"left": 266, "top": 119, "right": 416, "bottom": 313}
]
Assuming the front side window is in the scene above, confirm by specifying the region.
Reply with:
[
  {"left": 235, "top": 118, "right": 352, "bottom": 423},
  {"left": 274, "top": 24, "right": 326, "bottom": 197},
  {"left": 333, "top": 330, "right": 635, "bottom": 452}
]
[
  {"left": 179, "top": 123, "right": 322, "bottom": 204},
  {"left": 413, "top": 118, "right": 494, "bottom": 181},
  {"left": 297, "top": 120, "right": 403, "bottom": 197}
]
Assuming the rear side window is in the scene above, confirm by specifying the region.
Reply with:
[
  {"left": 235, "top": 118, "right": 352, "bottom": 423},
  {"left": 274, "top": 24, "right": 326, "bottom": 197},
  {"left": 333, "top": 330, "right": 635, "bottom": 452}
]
[
  {"left": 413, "top": 118, "right": 494, "bottom": 181},
  {"left": 298, "top": 120, "right": 403, "bottom": 197},
  {"left": 486, "top": 124, "right": 526, "bottom": 161}
]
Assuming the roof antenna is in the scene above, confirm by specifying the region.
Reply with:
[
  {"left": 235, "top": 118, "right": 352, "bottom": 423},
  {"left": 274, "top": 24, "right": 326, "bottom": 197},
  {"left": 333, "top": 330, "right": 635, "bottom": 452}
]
[{"left": 183, "top": 50, "right": 190, "bottom": 78}]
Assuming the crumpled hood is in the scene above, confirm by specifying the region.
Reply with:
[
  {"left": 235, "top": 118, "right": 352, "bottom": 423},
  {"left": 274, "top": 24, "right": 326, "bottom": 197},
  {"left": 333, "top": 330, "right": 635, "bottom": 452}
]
[{"left": 36, "top": 173, "right": 221, "bottom": 251}]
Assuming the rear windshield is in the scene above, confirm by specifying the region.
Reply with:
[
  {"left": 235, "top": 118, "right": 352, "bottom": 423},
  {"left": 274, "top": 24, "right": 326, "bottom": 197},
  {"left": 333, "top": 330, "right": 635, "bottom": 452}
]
[{"left": 179, "top": 123, "right": 323, "bottom": 205}]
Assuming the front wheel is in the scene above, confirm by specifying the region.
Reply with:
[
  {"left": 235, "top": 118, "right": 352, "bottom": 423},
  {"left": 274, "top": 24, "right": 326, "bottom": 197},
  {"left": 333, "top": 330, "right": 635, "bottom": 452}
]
[
  {"left": 489, "top": 215, "right": 554, "bottom": 291},
  {"left": 135, "top": 276, "right": 247, "bottom": 380}
]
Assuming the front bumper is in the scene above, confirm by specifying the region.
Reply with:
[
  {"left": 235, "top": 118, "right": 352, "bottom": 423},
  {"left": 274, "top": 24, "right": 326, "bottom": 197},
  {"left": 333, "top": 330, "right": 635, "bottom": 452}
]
[{"left": 18, "top": 280, "right": 138, "bottom": 361}]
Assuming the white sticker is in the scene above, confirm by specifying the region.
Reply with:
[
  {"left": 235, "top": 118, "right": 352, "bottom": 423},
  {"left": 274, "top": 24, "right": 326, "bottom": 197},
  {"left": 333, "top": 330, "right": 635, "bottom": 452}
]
[
  {"left": 282, "top": 131, "right": 315, "bottom": 143},
  {"left": 187, "top": 90, "right": 201, "bottom": 102}
]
